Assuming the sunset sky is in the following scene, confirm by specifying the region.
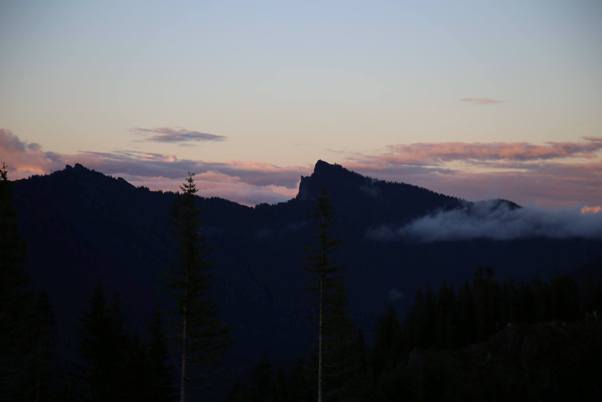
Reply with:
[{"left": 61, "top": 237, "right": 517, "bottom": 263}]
[{"left": 1, "top": 0, "right": 601, "bottom": 206}]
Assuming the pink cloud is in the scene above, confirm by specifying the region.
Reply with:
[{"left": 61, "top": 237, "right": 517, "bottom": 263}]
[
  {"left": 123, "top": 171, "right": 297, "bottom": 206},
  {"left": 2, "top": 128, "right": 601, "bottom": 207},
  {"left": 0, "top": 129, "right": 303, "bottom": 205},
  {"left": 402, "top": 163, "right": 601, "bottom": 208},
  {"left": 349, "top": 137, "right": 602, "bottom": 167},
  {"left": 0, "top": 129, "right": 64, "bottom": 177},
  {"left": 340, "top": 137, "right": 602, "bottom": 207},
  {"left": 346, "top": 154, "right": 602, "bottom": 208}
]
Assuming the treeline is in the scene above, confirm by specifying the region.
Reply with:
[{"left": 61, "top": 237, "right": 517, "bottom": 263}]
[
  {"left": 75, "top": 286, "right": 172, "bottom": 402},
  {"left": 227, "top": 268, "right": 602, "bottom": 402},
  {"left": 401, "top": 266, "right": 600, "bottom": 351}
]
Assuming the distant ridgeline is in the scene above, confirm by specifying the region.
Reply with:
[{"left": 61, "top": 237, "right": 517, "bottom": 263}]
[{"left": 10, "top": 161, "right": 602, "bottom": 389}]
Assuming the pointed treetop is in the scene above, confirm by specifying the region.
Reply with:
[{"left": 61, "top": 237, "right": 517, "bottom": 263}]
[{"left": 180, "top": 172, "right": 198, "bottom": 195}]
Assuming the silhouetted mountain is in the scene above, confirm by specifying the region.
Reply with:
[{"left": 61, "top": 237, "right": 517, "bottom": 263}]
[
  {"left": 297, "top": 160, "right": 462, "bottom": 227},
  {"left": 11, "top": 161, "right": 602, "bottom": 369}
]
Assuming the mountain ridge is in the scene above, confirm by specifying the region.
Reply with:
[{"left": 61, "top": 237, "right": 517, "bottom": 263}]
[
  {"left": 10, "top": 159, "right": 601, "bottom": 368},
  {"left": 22, "top": 160, "right": 520, "bottom": 215}
]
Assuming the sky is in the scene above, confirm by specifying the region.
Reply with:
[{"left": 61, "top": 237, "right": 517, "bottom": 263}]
[{"left": 1, "top": 0, "right": 601, "bottom": 207}]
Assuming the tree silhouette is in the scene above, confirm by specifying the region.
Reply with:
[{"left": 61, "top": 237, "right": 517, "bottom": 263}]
[
  {"left": 79, "top": 285, "right": 129, "bottom": 401},
  {"left": 305, "top": 189, "right": 360, "bottom": 402},
  {"left": 371, "top": 306, "right": 402, "bottom": 380},
  {"left": 0, "top": 162, "right": 58, "bottom": 401},
  {"left": 29, "top": 292, "right": 57, "bottom": 402},
  {"left": 171, "top": 173, "right": 230, "bottom": 402}
]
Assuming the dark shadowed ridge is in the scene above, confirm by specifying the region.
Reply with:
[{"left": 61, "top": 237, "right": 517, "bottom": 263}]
[
  {"left": 295, "top": 160, "right": 465, "bottom": 228},
  {"left": 298, "top": 159, "right": 459, "bottom": 202},
  {"left": 9, "top": 160, "right": 602, "bottom": 382}
]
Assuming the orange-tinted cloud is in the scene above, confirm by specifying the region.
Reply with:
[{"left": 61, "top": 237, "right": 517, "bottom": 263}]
[{"left": 581, "top": 206, "right": 602, "bottom": 215}]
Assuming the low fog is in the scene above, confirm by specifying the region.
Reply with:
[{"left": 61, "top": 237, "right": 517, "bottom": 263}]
[{"left": 368, "top": 201, "right": 602, "bottom": 242}]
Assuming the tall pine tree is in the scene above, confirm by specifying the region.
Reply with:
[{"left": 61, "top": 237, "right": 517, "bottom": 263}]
[
  {"left": 28, "top": 292, "right": 57, "bottom": 402},
  {"left": 171, "top": 173, "right": 229, "bottom": 402},
  {"left": 79, "top": 285, "right": 130, "bottom": 402},
  {"left": 305, "top": 189, "right": 360, "bottom": 402},
  {"left": 371, "top": 306, "right": 402, "bottom": 380}
]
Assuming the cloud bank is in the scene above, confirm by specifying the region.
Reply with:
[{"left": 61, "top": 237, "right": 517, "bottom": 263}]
[
  {"left": 0, "top": 129, "right": 300, "bottom": 205},
  {"left": 0, "top": 129, "right": 65, "bottom": 176},
  {"left": 132, "top": 127, "right": 226, "bottom": 144},
  {"left": 350, "top": 137, "right": 602, "bottom": 166},
  {"left": 347, "top": 137, "right": 602, "bottom": 207},
  {"left": 1, "top": 128, "right": 601, "bottom": 207},
  {"left": 368, "top": 201, "right": 602, "bottom": 242}
]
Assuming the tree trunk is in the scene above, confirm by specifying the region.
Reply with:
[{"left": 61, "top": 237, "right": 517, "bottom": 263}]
[
  {"left": 180, "top": 309, "right": 188, "bottom": 402},
  {"left": 318, "top": 273, "right": 324, "bottom": 402}
]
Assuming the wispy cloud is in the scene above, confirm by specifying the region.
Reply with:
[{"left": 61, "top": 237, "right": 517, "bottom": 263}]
[
  {"left": 460, "top": 97, "right": 503, "bottom": 105},
  {"left": 132, "top": 127, "right": 226, "bottom": 144},
  {"left": 349, "top": 137, "right": 602, "bottom": 166},
  {"left": 76, "top": 150, "right": 303, "bottom": 189}
]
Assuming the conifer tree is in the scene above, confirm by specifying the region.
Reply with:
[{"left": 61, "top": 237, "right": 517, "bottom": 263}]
[
  {"left": 0, "top": 163, "right": 27, "bottom": 306},
  {"left": 0, "top": 162, "right": 40, "bottom": 400},
  {"left": 371, "top": 306, "right": 402, "bottom": 380},
  {"left": 305, "top": 189, "right": 359, "bottom": 402},
  {"left": 28, "top": 292, "right": 57, "bottom": 402},
  {"left": 171, "top": 173, "right": 229, "bottom": 402},
  {"left": 245, "top": 358, "right": 273, "bottom": 402},
  {"left": 79, "top": 285, "right": 129, "bottom": 402}
]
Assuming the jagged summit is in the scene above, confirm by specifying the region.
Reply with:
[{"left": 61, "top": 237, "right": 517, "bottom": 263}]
[
  {"left": 57, "top": 163, "right": 104, "bottom": 178},
  {"left": 296, "top": 160, "right": 463, "bottom": 223},
  {"left": 313, "top": 159, "right": 330, "bottom": 172},
  {"left": 297, "top": 160, "right": 369, "bottom": 200},
  {"left": 27, "top": 163, "right": 136, "bottom": 194},
  {"left": 70, "top": 163, "right": 89, "bottom": 171},
  {"left": 306, "top": 160, "right": 364, "bottom": 187},
  {"left": 313, "top": 159, "right": 348, "bottom": 174}
]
